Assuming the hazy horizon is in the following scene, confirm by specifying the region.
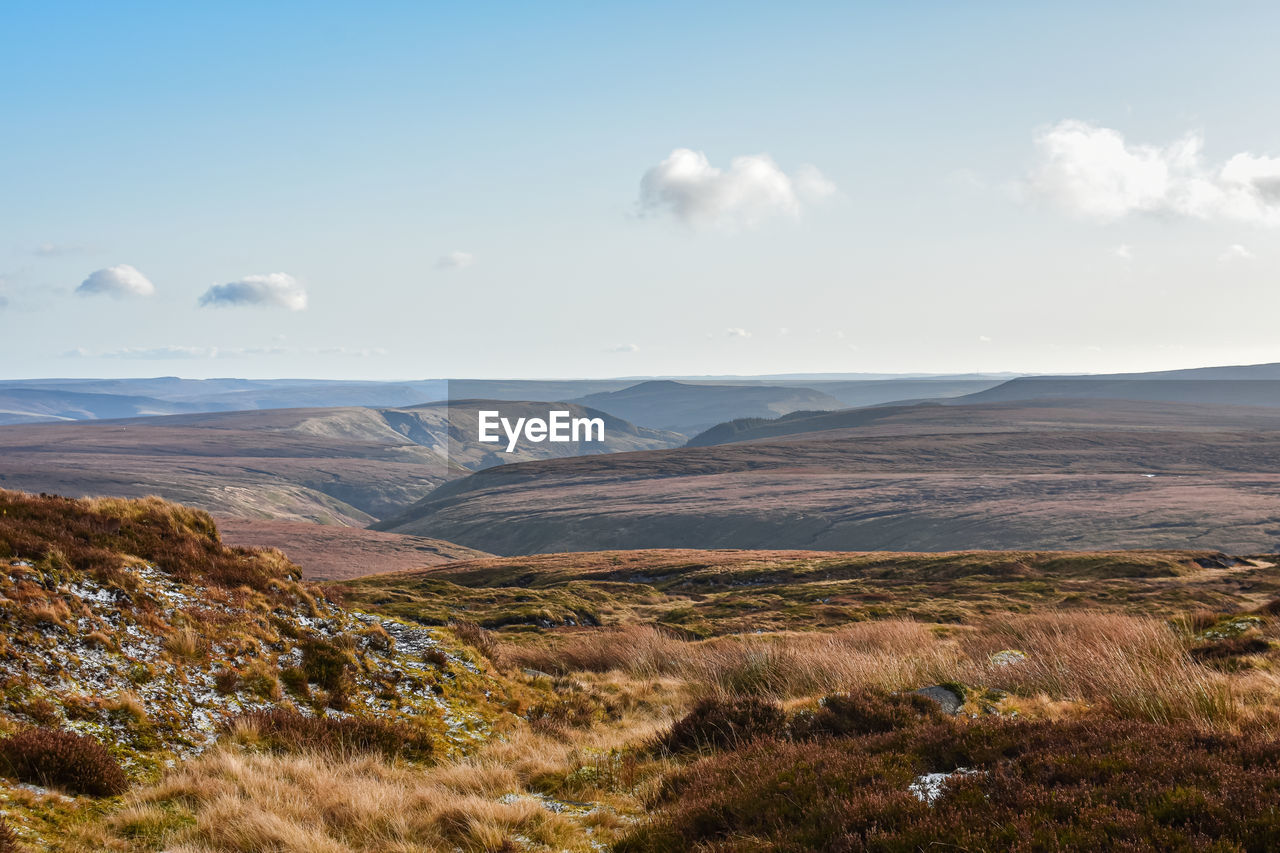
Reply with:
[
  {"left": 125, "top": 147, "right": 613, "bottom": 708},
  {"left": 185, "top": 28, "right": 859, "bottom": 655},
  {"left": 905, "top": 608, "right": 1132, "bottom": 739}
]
[{"left": 0, "top": 363, "right": 1271, "bottom": 384}]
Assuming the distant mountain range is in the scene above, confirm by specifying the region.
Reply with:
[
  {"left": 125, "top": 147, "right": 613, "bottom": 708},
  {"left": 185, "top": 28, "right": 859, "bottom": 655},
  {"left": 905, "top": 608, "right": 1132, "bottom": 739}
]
[{"left": 0, "top": 374, "right": 1008, "bottom": 427}]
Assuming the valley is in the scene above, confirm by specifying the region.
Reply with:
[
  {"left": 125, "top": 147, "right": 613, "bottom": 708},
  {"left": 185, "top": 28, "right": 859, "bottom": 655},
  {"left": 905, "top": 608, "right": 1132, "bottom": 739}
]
[
  {"left": 377, "top": 398, "right": 1280, "bottom": 555},
  {"left": 0, "top": 400, "right": 679, "bottom": 524}
]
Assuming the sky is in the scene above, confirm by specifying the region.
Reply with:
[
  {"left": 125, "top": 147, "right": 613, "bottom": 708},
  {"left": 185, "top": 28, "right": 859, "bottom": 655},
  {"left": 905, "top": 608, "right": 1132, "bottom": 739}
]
[{"left": 3, "top": 0, "right": 1280, "bottom": 380}]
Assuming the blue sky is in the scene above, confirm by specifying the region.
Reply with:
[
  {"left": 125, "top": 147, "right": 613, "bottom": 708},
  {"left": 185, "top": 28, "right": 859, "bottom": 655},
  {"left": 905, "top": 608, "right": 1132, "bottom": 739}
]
[{"left": 3, "top": 1, "right": 1280, "bottom": 379}]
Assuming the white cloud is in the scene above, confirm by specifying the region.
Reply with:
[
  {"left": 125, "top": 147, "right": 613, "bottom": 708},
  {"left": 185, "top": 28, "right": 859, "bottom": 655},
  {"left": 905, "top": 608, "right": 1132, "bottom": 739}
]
[
  {"left": 436, "top": 251, "right": 474, "bottom": 270},
  {"left": 978, "top": 335, "right": 993, "bottom": 343},
  {"left": 1219, "top": 243, "right": 1256, "bottom": 262},
  {"left": 725, "top": 327, "right": 752, "bottom": 338},
  {"left": 639, "top": 148, "right": 835, "bottom": 228},
  {"left": 198, "top": 273, "right": 307, "bottom": 311},
  {"left": 1113, "top": 244, "right": 1134, "bottom": 260},
  {"left": 609, "top": 343, "right": 639, "bottom": 352},
  {"left": 77, "top": 264, "right": 155, "bottom": 298},
  {"left": 1025, "top": 120, "right": 1280, "bottom": 226}
]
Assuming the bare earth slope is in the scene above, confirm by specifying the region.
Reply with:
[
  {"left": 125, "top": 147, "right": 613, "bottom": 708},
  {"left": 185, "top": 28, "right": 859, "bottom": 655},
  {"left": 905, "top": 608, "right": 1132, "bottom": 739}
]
[{"left": 378, "top": 400, "right": 1280, "bottom": 555}]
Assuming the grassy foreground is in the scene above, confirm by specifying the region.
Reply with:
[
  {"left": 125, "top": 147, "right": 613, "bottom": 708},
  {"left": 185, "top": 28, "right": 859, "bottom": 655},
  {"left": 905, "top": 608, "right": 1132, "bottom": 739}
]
[{"left": 3, "top": 491, "right": 1280, "bottom": 849}]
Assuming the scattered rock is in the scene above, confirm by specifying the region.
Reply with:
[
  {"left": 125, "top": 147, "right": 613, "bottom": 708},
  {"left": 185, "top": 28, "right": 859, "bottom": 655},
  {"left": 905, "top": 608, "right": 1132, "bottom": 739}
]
[
  {"left": 908, "top": 768, "right": 983, "bottom": 804},
  {"left": 989, "top": 649, "right": 1027, "bottom": 667},
  {"left": 912, "top": 685, "right": 963, "bottom": 715}
]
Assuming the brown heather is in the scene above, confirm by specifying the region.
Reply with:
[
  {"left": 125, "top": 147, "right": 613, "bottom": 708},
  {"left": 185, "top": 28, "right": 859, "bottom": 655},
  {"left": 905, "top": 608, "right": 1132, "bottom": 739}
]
[
  {"left": 0, "top": 727, "right": 128, "bottom": 797},
  {"left": 0, "top": 490, "right": 301, "bottom": 593},
  {"left": 620, "top": 691, "right": 1280, "bottom": 852}
]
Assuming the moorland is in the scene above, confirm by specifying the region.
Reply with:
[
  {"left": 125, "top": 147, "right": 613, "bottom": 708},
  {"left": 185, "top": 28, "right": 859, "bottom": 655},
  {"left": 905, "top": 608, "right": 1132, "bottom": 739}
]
[
  {"left": 4, "top": 490, "right": 1280, "bottom": 851},
  {"left": 4, "top": 365, "right": 1280, "bottom": 849}
]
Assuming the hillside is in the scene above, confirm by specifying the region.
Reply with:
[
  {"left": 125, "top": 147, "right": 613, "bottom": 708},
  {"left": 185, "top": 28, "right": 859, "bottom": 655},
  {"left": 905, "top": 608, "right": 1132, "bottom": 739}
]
[
  {"left": 0, "top": 388, "right": 202, "bottom": 425},
  {"left": 378, "top": 399, "right": 1280, "bottom": 554},
  {"left": 961, "top": 377, "right": 1280, "bottom": 408},
  {"left": 0, "top": 378, "right": 450, "bottom": 421},
  {"left": 570, "top": 380, "right": 845, "bottom": 436},
  {"left": 0, "top": 375, "right": 1003, "bottom": 426},
  {"left": 686, "top": 397, "right": 1280, "bottom": 446},
  {"left": 216, "top": 518, "right": 492, "bottom": 580},
  {"left": 338, "top": 547, "right": 1274, "bottom": 635},
  {"left": 794, "top": 377, "right": 1005, "bottom": 407},
  {"left": 328, "top": 543, "right": 1280, "bottom": 851},
  {"left": 0, "top": 401, "right": 680, "bottom": 525},
  {"left": 0, "top": 490, "right": 519, "bottom": 847},
  {"left": 8, "top": 490, "right": 1280, "bottom": 850}
]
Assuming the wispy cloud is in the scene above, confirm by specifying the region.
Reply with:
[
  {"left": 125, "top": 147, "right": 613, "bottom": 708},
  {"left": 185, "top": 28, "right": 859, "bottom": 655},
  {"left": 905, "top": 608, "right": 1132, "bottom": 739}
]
[
  {"left": 435, "top": 250, "right": 474, "bottom": 270},
  {"left": 609, "top": 343, "right": 639, "bottom": 352},
  {"left": 66, "top": 344, "right": 388, "bottom": 359},
  {"left": 34, "top": 242, "right": 99, "bottom": 258},
  {"left": 198, "top": 273, "right": 307, "bottom": 310},
  {"left": 725, "top": 327, "right": 752, "bottom": 338},
  {"left": 76, "top": 264, "right": 155, "bottom": 298},
  {"left": 1219, "top": 243, "right": 1256, "bottom": 262},
  {"left": 1113, "top": 244, "right": 1134, "bottom": 260},
  {"left": 639, "top": 148, "right": 835, "bottom": 228},
  {"left": 1025, "top": 120, "right": 1280, "bottom": 226}
]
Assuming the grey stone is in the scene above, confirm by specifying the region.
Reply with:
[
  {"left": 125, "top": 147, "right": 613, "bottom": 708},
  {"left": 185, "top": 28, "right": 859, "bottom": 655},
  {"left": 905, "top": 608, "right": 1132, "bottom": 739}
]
[{"left": 913, "top": 685, "right": 964, "bottom": 715}]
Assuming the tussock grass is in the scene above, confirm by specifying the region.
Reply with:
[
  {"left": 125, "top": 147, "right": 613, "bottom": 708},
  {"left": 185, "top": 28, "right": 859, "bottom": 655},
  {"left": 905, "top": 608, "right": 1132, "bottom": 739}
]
[
  {"left": 72, "top": 673, "right": 682, "bottom": 852},
  {"left": 500, "top": 613, "right": 1255, "bottom": 728},
  {"left": 958, "top": 611, "right": 1239, "bottom": 727}
]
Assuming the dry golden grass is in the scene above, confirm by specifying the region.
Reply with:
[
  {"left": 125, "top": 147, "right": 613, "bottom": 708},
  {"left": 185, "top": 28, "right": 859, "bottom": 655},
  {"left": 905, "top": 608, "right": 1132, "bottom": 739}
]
[
  {"left": 956, "top": 611, "right": 1242, "bottom": 727},
  {"left": 68, "top": 669, "right": 682, "bottom": 853},
  {"left": 60, "top": 609, "right": 1280, "bottom": 851},
  {"left": 499, "top": 612, "right": 1266, "bottom": 730}
]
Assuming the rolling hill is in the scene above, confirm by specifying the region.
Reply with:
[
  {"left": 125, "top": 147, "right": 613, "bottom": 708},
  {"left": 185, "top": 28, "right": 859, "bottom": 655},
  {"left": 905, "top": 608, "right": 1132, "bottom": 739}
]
[
  {"left": 794, "top": 377, "right": 1006, "bottom": 407},
  {"left": 215, "top": 518, "right": 493, "bottom": 580},
  {"left": 376, "top": 399, "right": 1280, "bottom": 555},
  {"left": 570, "top": 379, "right": 846, "bottom": 436},
  {"left": 685, "top": 397, "right": 1280, "bottom": 446},
  {"left": 0, "top": 375, "right": 1000, "bottom": 426},
  {"left": 0, "top": 401, "right": 681, "bottom": 524},
  {"left": 962, "top": 377, "right": 1280, "bottom": 408},
  {"left": 0, "top": 387, "right": 204, "bottom": 425},
  {"left": 948, "top": 363, "right": 1280, "bottom": 408},
  {"left": 0, "top": 377, "right": 449, "bottom": 417}
]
